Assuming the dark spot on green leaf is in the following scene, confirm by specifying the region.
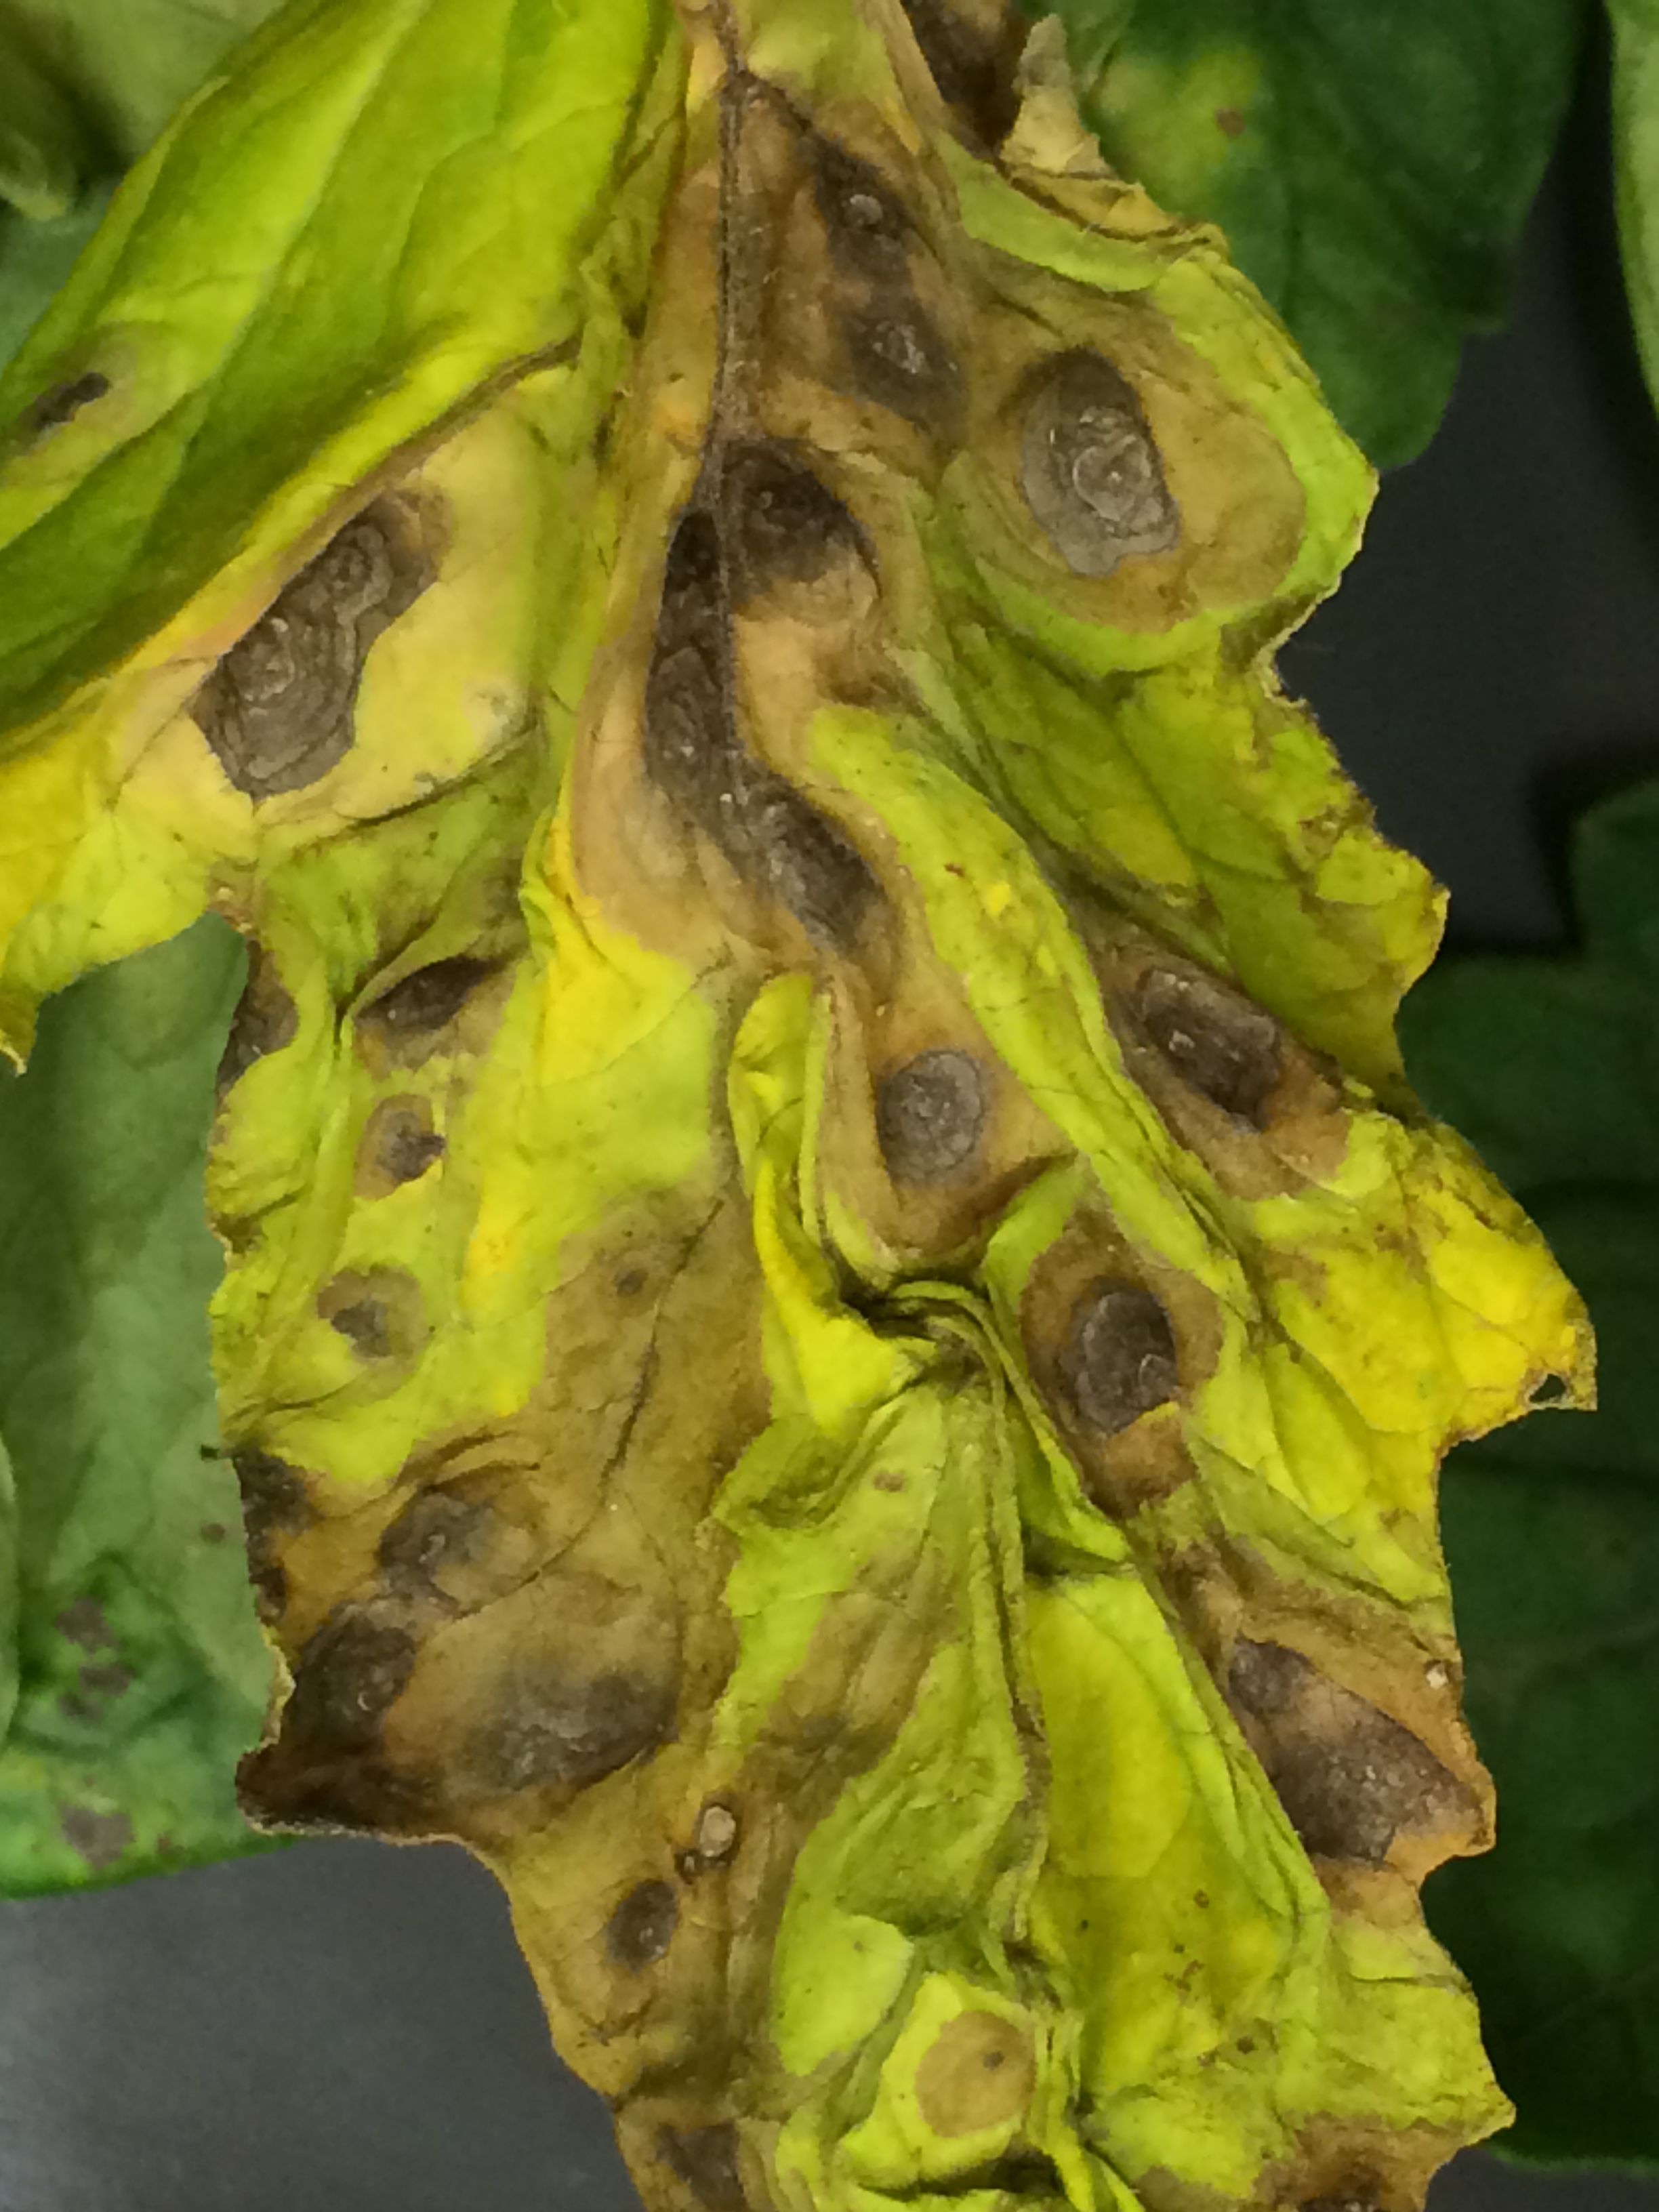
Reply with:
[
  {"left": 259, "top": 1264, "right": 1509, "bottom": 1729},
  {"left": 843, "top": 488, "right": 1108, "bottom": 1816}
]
[
  {"left": 1065, "top": 1282, "right": 1179, "bottom": 1434},
  {"left": 20, "top": 369, "right": 110, "bottom": 441},
  {"left": 79, "top": 1661, "right": 134, "bottom": 1701},
  {"left": 1126, "top": 966, "right": 1282, "bottom": 1124},
  {"left": 54, "top": 1596, "right": 114, "bottom": 1652},
  {"left": 59, "top": 1805, "right": 133, "bottom": 1870},
  {"left": 657, "top": 2122, "right": 747, "bottom": 2210},
  {"left": 1021, "top": 352, "right": 1179, "bottom": 577},
  {"left": 607, "top": 1878, "right": 678, "bottom": 1968},
  {"left": 876, "top": 1048, "right": 987, "bottom": 1182}
]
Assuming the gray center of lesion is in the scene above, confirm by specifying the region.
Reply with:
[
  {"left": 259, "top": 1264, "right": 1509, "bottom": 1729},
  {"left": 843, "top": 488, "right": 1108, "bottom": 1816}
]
[
  {"left": 1021, "top": 352, "right": 1179, "bottom": 577},
  {"left": 192, "top": 497, "right": 433, "bottom": 800}
]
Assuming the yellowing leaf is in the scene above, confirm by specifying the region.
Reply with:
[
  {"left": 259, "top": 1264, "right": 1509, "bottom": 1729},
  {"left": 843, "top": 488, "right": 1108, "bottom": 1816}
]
[{"left": 0, "top": 1, "right": 1589, "bottom": 2207}]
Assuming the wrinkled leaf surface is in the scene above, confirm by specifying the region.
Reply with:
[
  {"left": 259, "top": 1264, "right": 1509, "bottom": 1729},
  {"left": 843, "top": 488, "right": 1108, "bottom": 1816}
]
[{"left": 0, "top": 0, "right": 1590, "bottom": 2205}]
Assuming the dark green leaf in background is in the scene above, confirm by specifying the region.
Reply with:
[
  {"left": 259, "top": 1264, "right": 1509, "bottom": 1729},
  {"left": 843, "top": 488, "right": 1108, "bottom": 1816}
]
[
  {"left": 1027, "top": 0, "right": 1590, "bottom": 465},
  {"left": 0, "top": 918, "right": 272, "bottom": 1894},
  {"left": 1612, "top": 0, "right": 1659, "bottom": 427},
  {"left": 0, "top": 0, "right": 281, "bottom": 375},
  {"left": 1404, "top": 781, "right": 1659, "bottom": 2167}
]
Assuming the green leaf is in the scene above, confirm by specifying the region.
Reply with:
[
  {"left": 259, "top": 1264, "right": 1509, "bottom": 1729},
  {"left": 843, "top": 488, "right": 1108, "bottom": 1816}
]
[
  {"left": 0, "top": 915, "right": 274, "bottom": 1893},
  {"left": 1027, "top": 0, "right": 1589, "bottom": 464},
  {"left": 1403, "top": 780, "right": 1659, "bottom": 2166},
  {"left": 0, "top": 0, "right": 678, "bottom": 746},
  {"left": 0, "top": 184, "right": 108, "bottom": 372},
  {"left": 0, "top": 0, "right": 283, "bottom": 390},
  {"left": 0, "top": 0, "right": 287, "bottom": 178},
  {"left": 1614, "top": 0, "right": 1659, "bottom": 473}
]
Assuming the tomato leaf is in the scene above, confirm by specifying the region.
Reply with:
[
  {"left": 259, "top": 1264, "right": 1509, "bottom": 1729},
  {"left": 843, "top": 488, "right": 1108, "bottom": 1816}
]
[
  {"left": 0, "top": 916, "right": 275, "bottom": 1893},
  {"left": 0, "top": 2, "right": 1593, "bottom": 2204},
  {"left": 1027, "top": 0, "right": 1590, "bottom": 464},
  {"left": 1403, "top": 781, "right": 1659, "bottom": 2166}
]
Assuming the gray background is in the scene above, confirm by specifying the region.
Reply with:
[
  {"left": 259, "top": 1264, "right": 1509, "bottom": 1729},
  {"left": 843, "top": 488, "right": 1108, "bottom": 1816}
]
[{"left": 5, "top": 37, "right": 1659, "bottom": 2212}]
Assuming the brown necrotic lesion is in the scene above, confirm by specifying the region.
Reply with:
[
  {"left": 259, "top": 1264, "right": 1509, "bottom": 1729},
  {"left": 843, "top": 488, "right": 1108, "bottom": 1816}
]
[
  {"left": 192, "top": 495, "right": 434, "bottom": 800},
  {"left": 1063, "top": 1279, "right": 1181, "bottom": 1435},
  {"left": 1227, "top": 1641, "right": 1476, "bottom": 1868},
  {"left": 642, "top": 497, "right": 880, "bottom": 950},
  {"left": 876, "top": 1049, "right": 988, "bottom": 1183},
  {"left": 1125, "top": 965, "right": 1283, "bottom": 1127},
  {"left": 806, "top": 133, "right": 964, "bottom": 436},
  {"left": 1020, "top": 351, "right": 1179, "bottom": 577}
]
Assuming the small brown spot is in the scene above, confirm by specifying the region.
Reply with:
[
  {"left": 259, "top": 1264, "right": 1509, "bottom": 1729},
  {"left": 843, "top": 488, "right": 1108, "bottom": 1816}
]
[
  {"left": 59, "top": 1805, "right": 133, "bottom": 1870},
  {"left": 614, "top": 1266, "right": 649, "bottom": 1298},
  {"left": 872, "top": 1471, "right": 905, "bottom": 1493},
  {"left": 1064, "top": 1281, "right": 1179, "bottom": 1435},
  {"left": 473, "top": 1666, "right": 675, "bottom": 1793},
  {"left": 200, "top": 1522, "right": 229, "bottom": 1544},
  {"left": 876, "top": 1048, "right": 987, "bottom": 1183},
  {"left": 361, "top": 1097, "right": 445, "bottom": 1190},
  {"left": 80, "top": 1662, "right": 134, "bottom": 1701},
  {"left": 607, "top": 1879, "right": 679, "bottom": 1968},
  {"left": 1021, "top": 351, "right": 1179, "bottom": 577},
  {"left": 20, "top": 370, "right": 110, "bottom": 441},
  {"left": 1214, "top": 106, "right": 1246, "bottom": 138},
  {"left": 216, "top": 941, "right": 298, "bottom": 1096},
  {"left": 914, "top": 2011, "right": 1034, "bottom": 2137},
  {"left": 657, "top": 2122, "right": 747, "bottom": 2211},
  {"left": 361, "top": 956, "right": 496, "bottom": 1037},
  {"left": 54, "top": 1597, "right": 113, "bottom": 1652},
  {"left": 317, "top": 1268, "right": 425, "bottom": 1361},
  {"left": 1127, "top": 966, "right": 1282, "bottom": 1125},
  {"left": 1228, "top": 1641, "right": 1474, "bottom": 1866}
]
